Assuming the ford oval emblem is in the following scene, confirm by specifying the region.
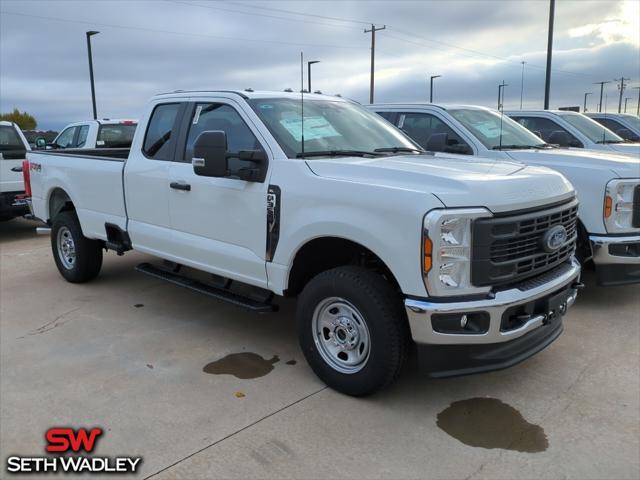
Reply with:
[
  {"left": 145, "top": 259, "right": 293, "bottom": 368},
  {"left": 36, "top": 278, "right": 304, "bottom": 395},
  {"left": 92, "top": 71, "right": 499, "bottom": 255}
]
[{"left": 541, "top": 225, "right": 568, "bottom": 253}]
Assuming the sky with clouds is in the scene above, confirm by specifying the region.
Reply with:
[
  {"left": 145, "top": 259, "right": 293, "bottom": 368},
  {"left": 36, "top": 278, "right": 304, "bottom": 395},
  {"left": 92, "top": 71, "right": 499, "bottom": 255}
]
[{"left": 1, "top": 0, "right": 639, "bottom": 130}]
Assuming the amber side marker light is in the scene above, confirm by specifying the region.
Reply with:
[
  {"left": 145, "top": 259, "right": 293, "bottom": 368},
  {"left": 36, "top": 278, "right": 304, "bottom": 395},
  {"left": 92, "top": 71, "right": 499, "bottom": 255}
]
[
  {"left": 604, "top": 195, "right": 613, "bottom": 218},
  {"left": 423, "top": 237, "right": 433, "bottom": 273}
]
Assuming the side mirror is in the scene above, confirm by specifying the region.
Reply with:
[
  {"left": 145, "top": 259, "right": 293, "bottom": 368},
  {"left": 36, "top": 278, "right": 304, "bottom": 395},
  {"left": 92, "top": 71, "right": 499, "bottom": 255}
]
[
  {"left": 547, "top": 130, "right": 571, "bottom": 147},
  {"left": 192, "top": 131, "right": 228, "bottom": 177},
  {"left": 425, "top": 132, "right": 448, "bottom": 152},
  {"left": 35, "top": 137, "right": 46, "bottom": 149}
]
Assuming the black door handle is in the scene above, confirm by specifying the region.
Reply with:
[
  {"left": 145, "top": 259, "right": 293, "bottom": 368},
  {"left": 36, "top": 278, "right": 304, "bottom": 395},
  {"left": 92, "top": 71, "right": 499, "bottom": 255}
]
[
  {"left": 170, "top": 182, "right": 191, "bottom": 191},
  {"left": 11, "top": 166, "right": 23, "bottom": 172}
]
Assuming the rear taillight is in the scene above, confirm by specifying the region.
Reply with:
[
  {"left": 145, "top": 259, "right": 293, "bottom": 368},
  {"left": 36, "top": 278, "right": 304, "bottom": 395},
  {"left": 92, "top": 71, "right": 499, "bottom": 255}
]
[{"left": 22, "top": 159, "right": 31, "bottom": 197}]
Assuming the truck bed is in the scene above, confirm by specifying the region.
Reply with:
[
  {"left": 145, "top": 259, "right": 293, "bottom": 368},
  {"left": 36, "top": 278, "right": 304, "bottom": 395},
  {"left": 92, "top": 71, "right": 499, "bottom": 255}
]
[{"left": 28, "top": 149, "right": 130, "bottom": 240}]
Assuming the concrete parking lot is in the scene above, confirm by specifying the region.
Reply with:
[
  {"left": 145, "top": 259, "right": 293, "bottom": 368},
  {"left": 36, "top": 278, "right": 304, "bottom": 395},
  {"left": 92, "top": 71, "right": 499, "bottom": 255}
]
[{"left": 1, "top": 217, "right": 639, "bottom": 479}]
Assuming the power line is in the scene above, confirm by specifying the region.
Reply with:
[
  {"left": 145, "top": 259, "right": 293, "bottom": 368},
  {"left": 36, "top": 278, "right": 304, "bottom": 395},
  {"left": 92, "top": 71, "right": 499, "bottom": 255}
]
[
  {"left": 0, "top": 10, "right": 367, "bottom": 50},
  {"left": 229, "top": 1, "right": 371, "bottom": 26}
]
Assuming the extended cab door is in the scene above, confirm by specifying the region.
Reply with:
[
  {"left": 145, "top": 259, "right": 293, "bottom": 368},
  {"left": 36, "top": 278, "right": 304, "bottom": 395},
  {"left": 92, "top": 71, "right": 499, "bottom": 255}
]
[
  {"left": 0, "top": 123, "right": 28, "bottom": 193},
  {"left": 125, "top": 101, "right": 186, "bottom": 256},
  {"left": 167, "top": 99, "right": 271, "bottom": 288}
]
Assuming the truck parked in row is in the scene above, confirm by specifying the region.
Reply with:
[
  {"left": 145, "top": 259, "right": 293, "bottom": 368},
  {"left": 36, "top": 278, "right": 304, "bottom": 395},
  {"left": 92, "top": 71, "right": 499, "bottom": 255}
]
[
  {"left": 40, "top": 119, "right": 137, "bottom": 150},
  {"left": 369, "top": 104, "right": 640, "bottom": 286},
  {"left": 26, "top": 91, "right": 582, "bottom": 395},
  {"left": 505, "top": 110, "right": 640, "bottom": 157},
  {"left": 586, "top": 112, "right": 640, "bottom": 143},
  {"left": 0, "top": 121, "right": 30, "bottom": 221}
]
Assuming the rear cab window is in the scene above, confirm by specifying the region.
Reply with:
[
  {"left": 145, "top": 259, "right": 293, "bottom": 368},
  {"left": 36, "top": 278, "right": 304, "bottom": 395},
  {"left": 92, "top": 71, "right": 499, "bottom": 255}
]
[
  {"left": 143, "top": 104, "right": 182, "bottom": 160},
  {"left": 0, "top": 125, "right": 27, "bottom": 159},
  {"left": 97, "top": 123, "right": 137, "bottom": 148}
]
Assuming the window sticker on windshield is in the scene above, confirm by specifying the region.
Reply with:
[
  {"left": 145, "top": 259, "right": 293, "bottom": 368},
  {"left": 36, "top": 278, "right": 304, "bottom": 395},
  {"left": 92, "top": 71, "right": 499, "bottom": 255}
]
[
  {"left": 96, "top": 140, "right": 105, "bottom": 146},
  {"left": 279, "top": 116, "right": 341, "bottom": 142},
  {"left": 474, "top": 121, "right": 502, "bottom": 138},
  {"left": 192, "top": 105, "right": 203, "bottom": 125},
  {"left": 259, "top": 104, "right": 273, "bottom": 110}
]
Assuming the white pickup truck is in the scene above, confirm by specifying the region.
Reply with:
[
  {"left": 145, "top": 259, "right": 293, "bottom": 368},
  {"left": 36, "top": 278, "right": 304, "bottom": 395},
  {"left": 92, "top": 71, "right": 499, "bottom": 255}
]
[
  {"left": 505, "top": 110, "right": 640, "bottom": 157},
  {"left": 40, "top": 119, "right": 137, "bottom": 150},
  {"left": 26, "top": 90, "right": 582, "bottom": 395},
  {"left": 369, "top": 104, "right": 640, "bottom": 286},
  {"left": 585, "top": 113, "right": 640, "bottom": 143},
  {"left": 0, "top": 121, "right": 31, "bottom": 221}
]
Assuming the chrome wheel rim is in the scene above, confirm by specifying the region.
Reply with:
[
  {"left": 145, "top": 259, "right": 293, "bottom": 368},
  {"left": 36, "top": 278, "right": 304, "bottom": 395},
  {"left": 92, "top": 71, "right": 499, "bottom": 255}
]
[
  {"left": 312, "top": 297, "right": 371, "bottom": 374},
  {"left": 56, "top": 226, "right": 76, "bottom": 270}
]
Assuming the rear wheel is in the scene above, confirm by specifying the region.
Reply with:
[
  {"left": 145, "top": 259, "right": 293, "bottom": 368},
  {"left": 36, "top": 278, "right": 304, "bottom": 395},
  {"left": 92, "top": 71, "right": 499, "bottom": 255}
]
[
  {"left": 297, "top": 266, "right": 409, "bottom": 396},
  {"left": 51, "top": 211, "right": 103, "bottom": 282}
]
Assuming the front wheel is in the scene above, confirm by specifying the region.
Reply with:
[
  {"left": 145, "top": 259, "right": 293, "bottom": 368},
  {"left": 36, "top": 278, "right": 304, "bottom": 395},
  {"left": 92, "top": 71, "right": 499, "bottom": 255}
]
[
  {"left": 51, "top": 210, "right": 103, "bottom": 283},
  {"left": 297, "top": 266, "right": 410, "bottom": 396}
]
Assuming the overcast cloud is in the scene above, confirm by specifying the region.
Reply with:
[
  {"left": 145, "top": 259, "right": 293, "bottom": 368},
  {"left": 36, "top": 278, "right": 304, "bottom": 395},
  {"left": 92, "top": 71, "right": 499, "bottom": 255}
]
[{"left": 1, "top": 0, "right": 639, "bottom": 130}]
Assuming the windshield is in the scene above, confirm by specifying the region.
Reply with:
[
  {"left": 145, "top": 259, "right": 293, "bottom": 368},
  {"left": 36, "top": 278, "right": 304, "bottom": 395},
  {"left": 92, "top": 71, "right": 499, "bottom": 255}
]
[
  {"left": 448, "top": 108, "right": 545, "bottom": 149},
  {"left": 0, "top": 125, "right": 26, "bottom": 152},
  {"left": 247, "top": 98, "right": 419, "bottom": 157},
  {"left": 97, "top": 123, "right": 137, "bottom": 148},
  {"left": 559, "top": 113, "right": 623, "bottom": 143}
]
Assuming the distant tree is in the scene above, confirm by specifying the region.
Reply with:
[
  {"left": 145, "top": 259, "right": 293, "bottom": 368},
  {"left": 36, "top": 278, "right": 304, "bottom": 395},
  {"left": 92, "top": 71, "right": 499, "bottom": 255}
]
[{"left": 0, "top": 108, "right": 37, "bottom": 130}]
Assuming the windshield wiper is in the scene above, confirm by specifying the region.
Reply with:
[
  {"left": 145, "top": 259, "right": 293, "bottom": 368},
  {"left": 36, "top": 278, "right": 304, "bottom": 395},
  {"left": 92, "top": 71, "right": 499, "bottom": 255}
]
[
  {"left": 491, "top": 144, "right": 539, "bottom": 150},
  {"left": 373, "top": 146, "right": 424, "bottom": 154},
  {"left": 596, "top": 140, "right": 624, "bottom": 144},
  {"left": 296, "top": 150, "right": 380, "bottom": 158}
]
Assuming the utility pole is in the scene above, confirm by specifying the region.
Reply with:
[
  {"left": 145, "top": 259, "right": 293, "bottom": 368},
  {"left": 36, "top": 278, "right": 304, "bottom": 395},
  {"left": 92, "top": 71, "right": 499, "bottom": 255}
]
[
  {"left": 364, "top": 24, "right": 385, "bottom": 104},
  {"left": 86, "top": 31, "right": 100, "bottom": 120},
  {"left": 498, "top": 81, "right": 508, "bottom": 110},
  {"left": 307, "top": 60, "right": 320, "bottom": 93},
  {"left": 520, "top": 61, "right": 526, "bottom": 109},
  {"left": 593, "top": 81, "right": 610, "bottom": 112},
  {"left": 615, "top": 76, "right": 630, "bottom": 113},
  {"left": 633, "top": 87, "right": 640, "bottom": 116},
  {"left": 429, "top": 75, "right": 441, "bottom": 103},
  {"left": 583, "top": 92, "right": 592, "bottom": 112},
  {"left": 624, "top": 97, "right": 630, "bottom": 113},
  {"left": 543, "top": 0, "right": 555, "bottom": 109}
]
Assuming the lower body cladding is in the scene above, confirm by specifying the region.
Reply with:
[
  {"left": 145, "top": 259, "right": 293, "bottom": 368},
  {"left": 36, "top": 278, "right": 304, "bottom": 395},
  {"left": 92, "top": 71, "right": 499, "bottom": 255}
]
[
  {"left": 590, "top": 234, "right": 640, "bottom": 286},
  {"left": 405, "top": 258, "right": 581, "bottom": 378}
]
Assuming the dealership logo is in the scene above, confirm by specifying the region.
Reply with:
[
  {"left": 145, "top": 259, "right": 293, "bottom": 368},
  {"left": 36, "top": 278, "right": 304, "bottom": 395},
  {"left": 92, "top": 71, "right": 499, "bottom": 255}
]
[
  {"left": 6, "top": 427, "right": 142, "bottom": 474},
  {"left": 541, "top": 225, "right": 568, "bottom": 253}
]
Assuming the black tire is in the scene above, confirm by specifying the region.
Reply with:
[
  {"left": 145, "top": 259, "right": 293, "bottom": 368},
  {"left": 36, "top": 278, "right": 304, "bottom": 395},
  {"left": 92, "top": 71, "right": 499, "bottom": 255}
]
[
  {"left": 51, "top": 210, "right": 103, "bottom": 283},
  {"left": 297, "top": 266, "right": 410, "bottom": 396}
]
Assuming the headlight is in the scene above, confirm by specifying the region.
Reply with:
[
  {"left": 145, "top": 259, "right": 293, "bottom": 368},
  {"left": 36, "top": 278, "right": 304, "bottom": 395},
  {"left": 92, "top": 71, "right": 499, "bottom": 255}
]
[
  {"left": 604, "top": 179, "right": 640, "bottom": 233},
  {"left": 423, "top": 208, "right": 492, "bottom": 297}
]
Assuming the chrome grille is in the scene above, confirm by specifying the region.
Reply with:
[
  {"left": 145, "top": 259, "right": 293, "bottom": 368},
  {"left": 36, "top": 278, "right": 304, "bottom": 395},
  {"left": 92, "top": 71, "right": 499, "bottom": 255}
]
[{"left": 471, "top": 199, "right": 578, "bottom": 287}]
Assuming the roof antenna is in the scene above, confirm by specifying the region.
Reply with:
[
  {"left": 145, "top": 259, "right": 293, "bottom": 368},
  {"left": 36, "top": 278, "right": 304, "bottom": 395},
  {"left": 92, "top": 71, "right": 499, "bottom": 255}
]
[
  {"left": 603, "top": 94, "right": 608, "bottom": 144},
  {"left": 300, "top": 51, "right": 305, "bottom": 156},
  {"left": 498, "top": 80, "right": 507, "bottom": 150}
]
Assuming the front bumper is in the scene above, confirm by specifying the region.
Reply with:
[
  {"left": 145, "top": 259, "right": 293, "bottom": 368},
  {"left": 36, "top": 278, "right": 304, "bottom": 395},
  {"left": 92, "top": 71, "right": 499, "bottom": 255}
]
[
  {"left": 590, "top": 234, "right": 640, "bottom": 286},
  {"left": 405, "top": 258, "right": 581, "bottom": 377}
]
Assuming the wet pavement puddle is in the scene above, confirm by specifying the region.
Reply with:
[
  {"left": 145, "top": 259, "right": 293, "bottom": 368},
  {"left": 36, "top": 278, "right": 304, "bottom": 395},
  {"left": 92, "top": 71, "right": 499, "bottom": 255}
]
[
  {"left": 437, "top": 397, "right": 548, "bottom": 453},
  {"left": 203, "top": 353, "right": 280, "bottom": 379}
]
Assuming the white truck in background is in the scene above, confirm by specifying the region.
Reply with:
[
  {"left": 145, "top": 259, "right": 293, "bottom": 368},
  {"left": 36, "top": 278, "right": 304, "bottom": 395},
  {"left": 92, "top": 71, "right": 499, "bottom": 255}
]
[
  {"left": 0, "top": 121, "right": 31, "bottom": 221},
  {"left": 25, "top": 90, "right": 582, "bottom": 395},
  {"left": 505, "top": 110, "right": 640, "bottom": 157},
  {"left": 585, "top": 112, "right": 640, "bottom": 143},
  {"left": 369, "top": 104, "right": 640, "bottom": 286},
  {"left": 40, "top": 119, "right": 137, "bottom": 150}
]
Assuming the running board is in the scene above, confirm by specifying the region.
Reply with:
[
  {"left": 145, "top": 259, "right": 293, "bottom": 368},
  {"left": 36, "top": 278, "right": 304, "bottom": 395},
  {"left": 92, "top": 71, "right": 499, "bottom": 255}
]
[{"left": 135, "top": 262, "right": 277, "bottom": 313}]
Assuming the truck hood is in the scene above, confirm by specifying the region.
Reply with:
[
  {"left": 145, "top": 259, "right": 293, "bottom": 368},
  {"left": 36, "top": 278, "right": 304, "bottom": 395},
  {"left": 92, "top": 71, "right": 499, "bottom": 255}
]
[
  {"left": 505, "top": 148, "right": 640, "bottom": 178},
  {"left": 305, "top": 154, "right": 574, "bottom": 213},
  {"left": 606, "top": 143, "right": 640, "bottom": 157}
]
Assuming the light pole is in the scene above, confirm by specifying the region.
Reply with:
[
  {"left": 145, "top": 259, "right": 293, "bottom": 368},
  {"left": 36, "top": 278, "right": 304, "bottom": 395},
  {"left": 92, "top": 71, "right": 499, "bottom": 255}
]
[
  {"left": 624, "top": 97, "right": 630, "bottom": 113},
  {"left": 633, "top": 87, "right": 640, "bottom": 116},
  {"left": 593, "top": 81, "right": 610, "bottom": 112},
  {"left": 307, "top": 60, "right": 320, "bottom": 93},
  {"left": 86, "top": 31, "right": 99, "bottom": 120},
  {"left": 583, "top": 92, "right": 592, "bottom": 112},
  {"left": 520, "top": 61, "right": 526, "bottom": 109},
  {"left": 430, "top": 75, "right": 441, "bottom": 103},
  {"left": 543, "top": 0, "right": 555, "bottom": 109}
]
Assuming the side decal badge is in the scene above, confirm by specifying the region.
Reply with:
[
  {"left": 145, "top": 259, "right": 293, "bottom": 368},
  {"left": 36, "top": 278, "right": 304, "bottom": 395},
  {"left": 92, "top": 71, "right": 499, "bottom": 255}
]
[{"left": 266, "top": 185, "right": 281, "bottom": 262}]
